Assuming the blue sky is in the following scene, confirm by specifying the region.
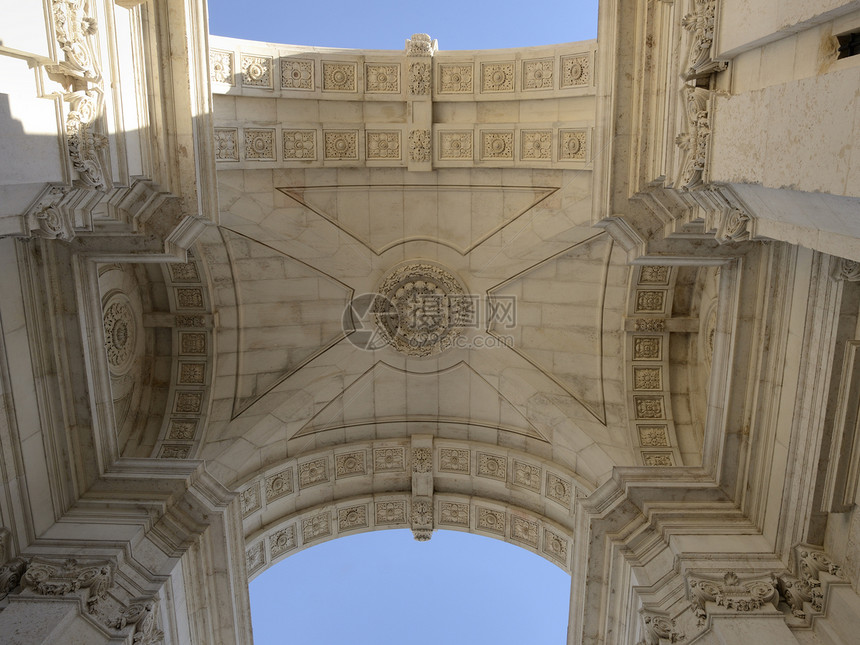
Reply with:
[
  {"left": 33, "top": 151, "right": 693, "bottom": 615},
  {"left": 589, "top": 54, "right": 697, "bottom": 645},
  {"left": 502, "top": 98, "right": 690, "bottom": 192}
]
[
  {"left": 207, "top": 0, "right": 599, "bottom": 50},
  {"left": 249, "top": 529, "right": 572, "bottom": 645},
  {"left": 206, "top": 1, "right": 598, "bottom": 642}
]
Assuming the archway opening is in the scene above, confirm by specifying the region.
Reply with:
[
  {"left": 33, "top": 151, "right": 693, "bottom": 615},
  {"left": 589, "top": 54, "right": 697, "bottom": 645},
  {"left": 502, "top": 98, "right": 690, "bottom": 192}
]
[{"left": 250, "top": 529, "right": 571, "bottom": 644}]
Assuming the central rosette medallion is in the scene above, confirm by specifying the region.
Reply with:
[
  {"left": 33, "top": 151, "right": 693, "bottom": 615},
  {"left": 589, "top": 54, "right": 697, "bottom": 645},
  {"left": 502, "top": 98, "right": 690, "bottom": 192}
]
[{"left": 373, "top": 262, "right": 472, "bottom": 357}]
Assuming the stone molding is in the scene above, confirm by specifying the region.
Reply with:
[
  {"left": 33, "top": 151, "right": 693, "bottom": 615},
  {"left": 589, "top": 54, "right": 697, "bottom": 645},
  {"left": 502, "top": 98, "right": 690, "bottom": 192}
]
[
  {"left": 831, "top": 258, "right": 860, "bottom": 282},
  {"left": 687, "top": 570, "right": 779, "bottom": 627},
  {"left": 678, "top": 546, "right": 850, "bottom": 634},
  {"left": 21, "top": 557, "right": 114, "bottom": 612},
  {"left": 680, "top": 0, "right": 728, "bottom": 81},
  {"left": 636, "top": 610, "right": 686, "bottom": 645}
]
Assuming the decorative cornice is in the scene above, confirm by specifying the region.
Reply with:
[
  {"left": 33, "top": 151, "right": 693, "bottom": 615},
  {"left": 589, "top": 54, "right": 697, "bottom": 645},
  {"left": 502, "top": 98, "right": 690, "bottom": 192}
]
[
  {"left": 686, "top": 570, "right": 779, "bottom": 627},
  {"left": 21, "top": 557, "right": 114, "bottom": 612}
]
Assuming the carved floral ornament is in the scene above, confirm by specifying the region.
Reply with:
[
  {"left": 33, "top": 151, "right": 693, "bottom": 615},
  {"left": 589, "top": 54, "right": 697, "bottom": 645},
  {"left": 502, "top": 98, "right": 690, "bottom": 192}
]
[
  {"left": 406, "top": 33, "right": 437, "bottom": 56},
  {"left": 685, "top": 548, "right": 848, "bottom": 631},
  {"left": 674, "top": 85, "right": 711, "bottom": 190},
  {"left": 637, "top": 611, "right": 686, "bottom": 645},
  {"left": 22, "top": 557, "right": 113, "bottom": 609},
  {"left": 832, "top": 258, "right": 860, "bottom": 282},
  {"left": 25, "top": 185, "right": 74, "bottom": 239},
  {"left": 50, "top": 0, "right": 101, "bottom": 81},
  {"left": 680, "top": 0, "right": 728, "bottom": 81},
  {"left": 372, "top": 262, "right": 471, "bottom": 356},
  {"left": 687, "top": 570, "right": 779, "bottom": 627},
  {"left": 46, "top": 0, "right": 112, "bottom": 195}
]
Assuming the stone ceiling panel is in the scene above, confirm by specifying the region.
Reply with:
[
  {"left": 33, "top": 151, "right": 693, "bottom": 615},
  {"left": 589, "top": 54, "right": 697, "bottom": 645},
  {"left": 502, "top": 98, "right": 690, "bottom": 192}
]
[
  {"left": 279, "top": 184, "right": 557, "bottom": 255},
  {"left": 294, "top": 360, "right": 549, "bottom": 442},
  {"left": 220, "top": 228, "right": 354, "bottom": 417}
]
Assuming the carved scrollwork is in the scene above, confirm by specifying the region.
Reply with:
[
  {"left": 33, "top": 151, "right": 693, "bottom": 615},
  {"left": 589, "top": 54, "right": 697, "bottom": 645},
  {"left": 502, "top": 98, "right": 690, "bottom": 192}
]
[
  {"left": 0, "top": 558, "right": 28, "bottom": 599},
  {"left": 637, "top": 611, "right": 686, "bottom": 645},
  {"left": 50, "top": 0, "right": 101, "bottom": 81},
  {"left": 680, "top": 0, "right": 728, "bottom": 81},
  {"left": 22, "top": 557, "right": 114, "bottom": 612},
  {"left": 105, "top": 598, "right": 164, "bottom": 644},
  {"left": 674, "top": 86, "right": 711, "bottom": 190},
  {"left": 831, "top": 258, "right": 860, "bottom": 282},
  {"left": 66, "top": 90, "right": 111, "bottom": 191},
  {"left": 777, "top": 545, "right": 848, "bottom": 625},
  {"left": 715, "top": 208, "right": 751, "bottom": 243},
  {"left": 24, "top": 185, "right": 74, "bottom": 240},
  {"left": 687, "top": 570, "right": 778, "bottom": 627},
  {"left": 776, "top": 574, "right": 815, "bottom": 619}
]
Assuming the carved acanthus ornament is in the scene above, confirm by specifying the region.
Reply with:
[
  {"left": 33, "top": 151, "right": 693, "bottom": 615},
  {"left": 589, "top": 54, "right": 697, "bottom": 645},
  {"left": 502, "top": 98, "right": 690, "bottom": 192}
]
[
  {"left": 409, "top": 61, "right": 431, "bottom": 96},
  {"left": 831, "top": 258, "right": 860, "bottom": 282},
  {"left": 66, "top": 90, "right": 110, "bottom": 190},
  {"left": 24, "top": 185, "right": 74, "bottom": 239},
  {"left": 411, "top": 495, "right": 433, "bottom": 541},
  {"left": 680, "top": 0, "right": 728, "bottom": 81},
  {"left": 687, "top": 570, "right": 778, "bottom": 627},
  {"left": 409, "top": 129, "right": 432, "bottom": 163},
  {"left": 0, "top": 558, "right": 28, "bottom": 600},
  {"left": 44, "top": 1, "right": 113, "bottom": 194},
  {"left": 713, "top": 207, "right": 751, "bottom": 243},
  {"left": 105, "top": 598, "right": 164, "bottom": 644},
  {"left": 50, "top": 0, "right": 101, "bottom": 82},
  {"left": 405, "top": 33, "right": 437, "bottom": 57},
  {"left": 0, "top": 528, "right": 28, "bottom": 601},
  {"left": 637, "top": 611, "right": 686, "bottom": 645},
  {"left": 22, "top": 557, "right": 114, "bottom": 612},
  {"left": 674, "top": 86, "right": 712, "bottom": 190},
  {"left": 776, "top": 544, "right": 847, "bottom": 626}
]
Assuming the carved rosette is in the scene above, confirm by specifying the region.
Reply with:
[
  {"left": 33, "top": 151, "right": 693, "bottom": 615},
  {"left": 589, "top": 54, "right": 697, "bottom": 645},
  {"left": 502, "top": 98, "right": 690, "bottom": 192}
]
[
  {"left": 674, "top": 85, "right": 711, "bottom": 190},
  {"left": 372, "top": 262, "right": 471, "bottom": 357},
  {"left": 681, "top": 0, "right": 729, "bottom": 81},
  {"left": 22, "top": 557, "right": 114, "bottom": 612},
  {"left": 103, "top": 293, "right": 138, "bottom": 376},
  {"left": 66, "top": 90, "right": 111, "bottom": 191},
  {"left": 687, "top": 571, "right": 778, "bottom": 627}
]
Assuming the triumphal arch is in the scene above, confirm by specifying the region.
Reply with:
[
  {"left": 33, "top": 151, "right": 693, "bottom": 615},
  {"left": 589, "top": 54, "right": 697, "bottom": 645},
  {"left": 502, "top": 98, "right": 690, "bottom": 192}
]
[{"left": 2, "top": 0, "right": 860, "bottom": 642}]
